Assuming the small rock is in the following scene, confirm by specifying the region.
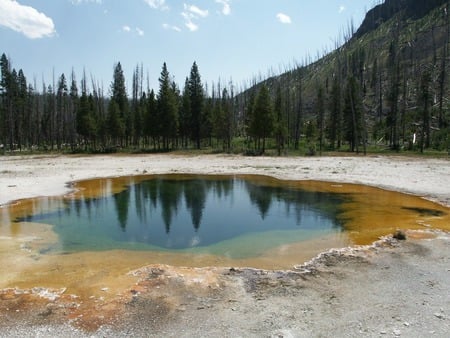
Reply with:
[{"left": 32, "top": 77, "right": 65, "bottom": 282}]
[
  {"left": 403, "top": 322, "right": 410, "bottom": 327},
  {"left": 434, "top": 312, "right": 445, "bottom": 319},
  {"left": 393, "top": 329, "right": 401, "bottom": 336},
  {"left": 393, "top": 230, "right": 406, "bottom": 240},
  {"left": 380, "top": 330, "right": 387, "bottom": 335},
  {"left": 101, "top": 287, "right": 109, "bottom": 292}
]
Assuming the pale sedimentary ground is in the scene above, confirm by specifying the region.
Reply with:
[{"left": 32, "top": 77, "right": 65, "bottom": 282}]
[
  {"left": 1, "top": 154, "right": 449, "bottom": 206},
  {"left": 0, "top": 154, "right": 449, "bottom": 337}
]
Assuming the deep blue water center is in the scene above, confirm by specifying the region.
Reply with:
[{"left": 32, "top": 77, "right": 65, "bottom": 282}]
[{"left": 17, "top": 176, "right": 346, "bottom": 254}]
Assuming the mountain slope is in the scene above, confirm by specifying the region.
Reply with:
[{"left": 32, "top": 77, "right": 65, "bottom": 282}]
[
  {"left": 243, "top": 0, "right": 450, "bottom": 152},
  {"left": 355, "top": 0, "right": 448, "bottom": 37}
]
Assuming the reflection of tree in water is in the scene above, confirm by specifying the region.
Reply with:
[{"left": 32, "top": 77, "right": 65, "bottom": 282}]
[
  {"left": 211, "top": 179, "right": 234, "bottom": 199},
  {"left": 157, "top": 180, "right": 182, "bottom": 233},
  {"left": 244, "top": 181, "right": 345, "bottom": 227},
  {"left": 288, "top": 190, "right": 345, "bottom": 228},
  {"left": 109, "top": 176, "right": 345, "bottom": 235},
  {"left": 73, "top": 198, "right": 83, "bottom": 218},
  {"left": 12, "top": 176, "right": 348, "bottom": 251},
  {"left": 244, "top": 182, "right": 273, "bottom": 219},
  {"left": 84, "top": 196, "right": 95, "bottom": 221},
  {"left": 113, "top": 188, "right": 130, "bottom": 231},
  {"left": 122, "top": 177, "right": 235, "bottom": 233},
  {"left": 130, "top": 178, "right": 236, "bottom": 233},
  {"left": 134, "top": 182, "right": 145, "bottom": 224},
  {"left": 183, "top": 180, "right": 207, "bottom": 231}
]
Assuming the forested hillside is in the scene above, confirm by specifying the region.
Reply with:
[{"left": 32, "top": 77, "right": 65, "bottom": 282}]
[
  {"left": 249, "top": 0, "right": 450, "bottom": 154},
  {"left": 1, "top": 0, "right": 449, "bottom": 154}
]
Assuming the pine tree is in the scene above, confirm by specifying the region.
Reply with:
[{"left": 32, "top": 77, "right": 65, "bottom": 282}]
[
  {"left": 107, "top": 100, "right": 124, "bottom": 147},
  {"left": 293, "top": 69, "right": 303, "bottom": 150},
  {"left": 42, "top": 83, "right": 55, "bottom": 149},
  {"left": 131, "top": 64, "right": 144, "bottom": 147},
  {"left": 221, "top": 87, "right": 233, "bottom": 152},
  {"left": 327, "top": 76, "right": 342, "bottom": 150},
  {"left": 251, "top": 84, "right": 274, "bottom": 153},
  {"left": 56, "top": 73, "right": 68, "bottom": 149},
  {"left": 316, "top": 85, "right": 325, "bottom": 155},
  {"left": 418, "top": 70, "right": 432, "bottom": 152},
  {"left": 274, "top": 85, "right": 287, "bottom": 155},
  {"left": 343, "top": 76, "right": 363, "bottom": 152},
  {"left": 144, "top": 89, "right": 158, "bottom": 148},
  {"left": 157, "top": 62, "right": 178, "bottom": 150},
  {"left": 76, "top": 72, "right": 97, "bottom": 149},
  {"left": 110, "top": 62, "right": 128, "bottom": 146},
  {"left": 16, "top": 69, "right": 27, "bottom": 150},
  {"left": 188, "top": 62, "right": 204, "bottom": 149},
  {"left": 387, "top": 27, "right": 401, "bottom": 151},
  {"left": 179, "top": 77, "right": 191, "bottom": 148},
  {"left": 0, "top": 53, "right": 11, "bottom": 152},
  {"left": 69, "top": 70, "right": 79, "bottom": 149}
]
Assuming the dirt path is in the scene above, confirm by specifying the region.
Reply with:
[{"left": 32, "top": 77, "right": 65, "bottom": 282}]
[{"left": 0, "top": 154, "right": 449, "bottom": 337}]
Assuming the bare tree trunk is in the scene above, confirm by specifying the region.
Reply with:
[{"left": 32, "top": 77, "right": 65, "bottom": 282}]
[{"left": 438, "top": 2, "right": 449, "bottom": 128}]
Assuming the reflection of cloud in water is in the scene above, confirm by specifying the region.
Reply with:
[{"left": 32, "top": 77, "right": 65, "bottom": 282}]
[{"left": 190, "top": 235, "right": 201, "bottom": 247}]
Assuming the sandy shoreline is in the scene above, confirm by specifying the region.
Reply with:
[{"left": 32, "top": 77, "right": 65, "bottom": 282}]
[{"left": 1, "top": 154, "right": 449, "bottom": 337}]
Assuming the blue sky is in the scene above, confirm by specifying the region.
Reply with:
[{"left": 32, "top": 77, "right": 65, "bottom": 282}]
[{"left": 0, "top": 0, "right": 378, "bottom": 93}]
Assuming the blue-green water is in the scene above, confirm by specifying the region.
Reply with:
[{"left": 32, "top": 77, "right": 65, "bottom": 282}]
[{"left": 15, "top": 176, "right": 347, "bottom": 256}]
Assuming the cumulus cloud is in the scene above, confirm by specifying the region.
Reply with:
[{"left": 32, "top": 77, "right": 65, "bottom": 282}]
[
  {"left": 136, "top": 27, "right": 144, "bottom": 36},
  {"left": 182, "top": 3, "right": 209, "bottom": 32},
  {"left": 163, "top": 23, "right": 181, "bottom": 32},
  {"left": 276, "top": 13, "right": 292, "bottom": 24},
  {"left": 186, "top": 4, "right": 208, "bottom": 18},
  {"left": 339, "top": 5, "right": 345, "bottom": 14},
  {"left": 0, "top": 0, "right": 56, "bottom": 39},
  {"left": 144, "top": 0, "right": 169, "bottom": 11},
  {"left": 122, "top": 25, "right": 145, "bottom": 36},
  {"left": 71, "top": 0, "right": 102, "bottom": 4},
  {"left": 183, "top": 15, "right": 198, "bottom": 32},
  {"left": 216, "top": 0, "right": 231, "bottom": 15}
]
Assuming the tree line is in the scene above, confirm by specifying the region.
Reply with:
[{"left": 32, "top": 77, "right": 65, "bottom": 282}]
[{"left": 0, "top": 55, "right": 238, "bottom": 153}]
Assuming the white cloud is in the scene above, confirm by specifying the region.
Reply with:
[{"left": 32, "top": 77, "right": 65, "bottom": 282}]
[
  {"left": 181, "top": 3, "right": 209, "bottom": 32},
  {"left": 136, "top": 27, "right": 144, "bottom": 36},
  {"left": 186, "top": 4, "right": 208, "bottom": 18},
  {"left": 181, "top": 11, "right": 198, "bottom": 32},
  {"left": 144, "top": 0, "right": 169, "bottom": 11},
  {"left": 71, "top": 0, "right": 102, "bottom": 4},
  {"left": 163, "top": 23, "right": 181, "bottom": 32},
  {"left": 216, "top": 0, "right": 231, "bottom": 15},
  {"left": 122, "top": 25, "right": 145, "bottom": 37},
  {"left": 0, "top": 0, "right": 56, "bottom": 39},
  {"left": 276, "top": 13, "right": 292, "bottom": 24},
  {"left": 339, "top": 5, "right": 345, "bottom": 14},
  {"left": 185, "top": 20, "right": 198, "bottom": 32}
]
